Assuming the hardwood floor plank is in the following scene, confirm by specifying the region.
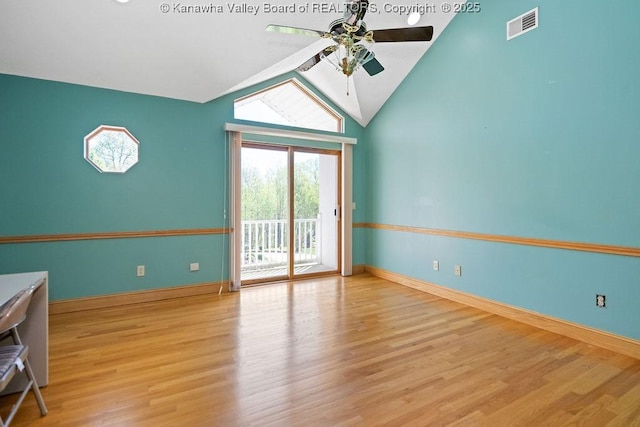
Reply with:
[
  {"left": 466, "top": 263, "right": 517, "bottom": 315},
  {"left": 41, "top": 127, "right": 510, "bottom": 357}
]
[{"left": 1, "top": 274, "right": 639, "bottom": 426}]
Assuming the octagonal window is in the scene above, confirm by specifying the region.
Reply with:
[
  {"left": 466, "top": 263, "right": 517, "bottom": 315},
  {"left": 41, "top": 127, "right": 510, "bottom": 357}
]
[{"left": 84, "top": 125, "right": 140, "bottom": 173}]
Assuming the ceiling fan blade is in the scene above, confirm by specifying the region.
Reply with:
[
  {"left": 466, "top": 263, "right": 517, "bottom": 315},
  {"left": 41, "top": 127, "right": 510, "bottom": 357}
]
[
  {"left": 296, "top": 47, "right": 335, "bottom": 72},
  {"left": 362, "top": 57, "right": 384, "bottom": 76},
  {"left": 372, "top": 26, "right": 434, "bottom": 42},
  {"left": 343, "top": 0, "right": 369, "bottom": 25},
  {"left": 266, "top": 24, "right": 326, "bottom": 38}
]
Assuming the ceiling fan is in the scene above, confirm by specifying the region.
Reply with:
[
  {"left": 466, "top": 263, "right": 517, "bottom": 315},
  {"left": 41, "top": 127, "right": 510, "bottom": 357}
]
[{"left": 266, "top": 0, "right": 434, "bottom": 80}]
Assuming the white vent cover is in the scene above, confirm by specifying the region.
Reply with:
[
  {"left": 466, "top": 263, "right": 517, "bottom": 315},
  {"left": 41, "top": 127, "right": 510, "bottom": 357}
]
[{"left": 507, "top": 7, "right": 539, "bottom": 40}]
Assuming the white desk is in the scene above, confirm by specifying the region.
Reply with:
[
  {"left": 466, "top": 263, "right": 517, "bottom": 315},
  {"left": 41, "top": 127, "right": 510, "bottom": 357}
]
[{"left": 0, "top": 271, "right": 48, "bottom": 392}]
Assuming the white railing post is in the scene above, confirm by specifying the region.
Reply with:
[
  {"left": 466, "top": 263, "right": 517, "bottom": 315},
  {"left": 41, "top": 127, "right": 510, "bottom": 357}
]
[
  {"left": 316, "top": 213, "right": 321, "bottom": 265},
  {"left": 241, "top": 218, "right": 321, "bottom": 270}
]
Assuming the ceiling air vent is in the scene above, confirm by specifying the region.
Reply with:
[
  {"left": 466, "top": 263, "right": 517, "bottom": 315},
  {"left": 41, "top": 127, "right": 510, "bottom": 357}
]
[{"left": 507, "top": 7, "right": 539, "bottom": 40}]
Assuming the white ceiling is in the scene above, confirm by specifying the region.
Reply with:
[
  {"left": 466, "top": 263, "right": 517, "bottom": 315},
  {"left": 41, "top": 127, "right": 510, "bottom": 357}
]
[{"left": 0, "top": 1, "right": 459, "bottom": 126}]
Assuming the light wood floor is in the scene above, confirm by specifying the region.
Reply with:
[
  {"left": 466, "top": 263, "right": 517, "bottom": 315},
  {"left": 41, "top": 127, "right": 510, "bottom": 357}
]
[{"left": 2, "top": 274, "right": 640, "bottom": 426}]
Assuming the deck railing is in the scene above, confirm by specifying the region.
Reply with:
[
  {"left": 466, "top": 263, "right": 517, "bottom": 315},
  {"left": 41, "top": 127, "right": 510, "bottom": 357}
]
[{"left": 241, "top": 218, "right": 320, "bottom": 270}]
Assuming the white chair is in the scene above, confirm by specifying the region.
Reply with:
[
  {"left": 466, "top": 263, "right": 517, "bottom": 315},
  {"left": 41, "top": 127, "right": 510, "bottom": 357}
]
[{"left": 0, "top": 287, "right": 47, "bottom": 426}]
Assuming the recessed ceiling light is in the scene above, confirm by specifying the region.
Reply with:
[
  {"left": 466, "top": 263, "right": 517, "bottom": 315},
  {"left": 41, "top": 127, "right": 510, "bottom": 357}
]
[
  {"left": 115, "top": 0, "right": 130, "bottom": 3},
  {"left": 407, "top": 12, "right": 421, "bottom": 26}
]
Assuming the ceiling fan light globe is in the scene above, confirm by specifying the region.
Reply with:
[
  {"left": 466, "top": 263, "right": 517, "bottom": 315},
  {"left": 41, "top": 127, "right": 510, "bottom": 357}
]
[{"left": 407, "top": 12, "right": 421, "bottom": 26}]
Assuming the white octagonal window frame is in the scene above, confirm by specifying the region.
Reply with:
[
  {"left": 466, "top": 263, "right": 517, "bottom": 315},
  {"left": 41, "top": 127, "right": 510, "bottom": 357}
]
[{"left": 84, "top": 125, "right": 140, "bottom": 173}]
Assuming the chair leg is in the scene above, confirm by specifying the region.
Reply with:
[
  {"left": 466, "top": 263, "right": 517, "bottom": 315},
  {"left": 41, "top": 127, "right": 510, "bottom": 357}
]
[
  {"left": 3, "top": 380, "right": 32, "bottom": 426},
  {"left": 10, "top": 329, "right": 47, "bottom": 416},
  {"left": 23, "top": 359, "right": 47, "bottom": 416}
]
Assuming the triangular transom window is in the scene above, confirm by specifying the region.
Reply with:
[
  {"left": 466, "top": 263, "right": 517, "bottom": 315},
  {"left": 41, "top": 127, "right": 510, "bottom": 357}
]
[{"left": 234, "top": 79, "right": 344, "bottom": 133}]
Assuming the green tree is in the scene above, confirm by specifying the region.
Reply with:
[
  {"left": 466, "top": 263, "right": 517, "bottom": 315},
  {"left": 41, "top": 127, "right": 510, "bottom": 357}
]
[{"left": 241, "top": 157, "right": 319, "bottom": 221}]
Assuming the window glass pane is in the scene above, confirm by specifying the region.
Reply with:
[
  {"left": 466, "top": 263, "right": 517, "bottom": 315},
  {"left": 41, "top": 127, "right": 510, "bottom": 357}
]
[{"left": 234, "top": 79, "right": 343, "bottom": 133}]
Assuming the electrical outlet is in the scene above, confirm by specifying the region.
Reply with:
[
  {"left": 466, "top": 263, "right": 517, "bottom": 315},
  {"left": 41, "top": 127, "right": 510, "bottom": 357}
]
[
  {"left": 433, "top": 260, "right": 439, "bottom": 271},
  {"left": 136, "top": 265, "right": 145, "bottom": 277},
  {"left": 596, "top": 294, "right": 606, "bottom": 308},
  {"left": 454, "top": 265, "right": 462, "bottom": 276},
  {"left": 190, "top": 262, "right": 200, "bottom": 272}
]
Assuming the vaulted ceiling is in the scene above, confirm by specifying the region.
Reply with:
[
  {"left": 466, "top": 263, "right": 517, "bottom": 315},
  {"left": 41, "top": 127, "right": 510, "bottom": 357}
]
[{"left": 0, "top": 1, "right": 459, "bottom": 126}]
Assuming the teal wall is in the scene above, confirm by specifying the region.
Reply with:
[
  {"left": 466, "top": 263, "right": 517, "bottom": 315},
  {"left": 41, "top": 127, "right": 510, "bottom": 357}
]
[
  {"left": 364, "top": 0, "right": 640, "bottom": 340},
  {"left": 0, "top": 72, "right": 365, "bottom": 300}
]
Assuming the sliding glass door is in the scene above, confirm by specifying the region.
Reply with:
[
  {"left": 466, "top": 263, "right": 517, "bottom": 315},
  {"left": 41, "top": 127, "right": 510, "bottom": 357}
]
[
  {"left": 240, "top": 145, "right": 289, "bottom": 282},
  {"left": 293, "top": 150, "right": 339, "bottom": 276},
  {"left": 240, "top": 144, "right": 340, "bottom": 284}
]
